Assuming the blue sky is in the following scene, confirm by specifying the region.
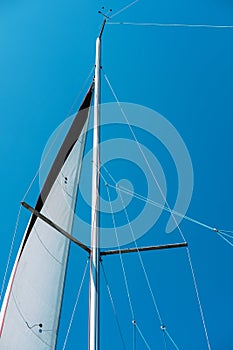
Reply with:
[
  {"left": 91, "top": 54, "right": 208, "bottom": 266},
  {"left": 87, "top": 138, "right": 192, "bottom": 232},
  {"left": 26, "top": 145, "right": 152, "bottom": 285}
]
[{"left": 1, "top": 0, "right": 233, "bottom": 349}]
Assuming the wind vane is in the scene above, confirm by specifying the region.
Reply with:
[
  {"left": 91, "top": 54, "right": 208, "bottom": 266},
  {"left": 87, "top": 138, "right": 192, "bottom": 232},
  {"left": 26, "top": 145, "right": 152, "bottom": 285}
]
[{"left": 98, "top": 7, "right": 112, "bottom": 19}]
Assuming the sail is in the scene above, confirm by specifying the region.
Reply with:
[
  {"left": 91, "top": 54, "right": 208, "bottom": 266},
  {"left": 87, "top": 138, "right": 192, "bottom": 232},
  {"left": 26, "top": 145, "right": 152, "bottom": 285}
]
[{"left": 0, "top": 85, "right": 93, "bottom": 350}]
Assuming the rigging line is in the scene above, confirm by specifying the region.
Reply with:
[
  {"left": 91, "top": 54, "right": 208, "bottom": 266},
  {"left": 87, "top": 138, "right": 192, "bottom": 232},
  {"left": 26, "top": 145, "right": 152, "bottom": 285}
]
[
  {"left": 103, "top": 71, "right": 185, "bottom": 244},
  {"left": 107, "top": 182, "right": 215, "bottom": 232},
  {"left": 100, "top": 261, "right": 127, "bottom": 350},
  {"left": 117, "top": 180, "right": 183, "bottom": 350},
  {"left": 65, "top": 66, "right": 94, "bottom": 117},
  {"left": 108, "top": 21, "right": 233, "bottom": 29},
  {"left": 117, "top": 187, "right": 163, "bottom": 325},
  {"left": 165, "top": 211, "right": 212, "bottom": 350},
  {"left": 110, "top": 0, "right": 140, "bottom": 19},
  {"left": 21, "top": 66, "right": 94, "bottom": 203},
  {"left": 103, "top": 72, "right": 212, "bottom": 348},
  {"left": 97, "top": 164, "right": 163, "bottom": 324},
  {"left": 99, "top": 162, "right": 182, "bottom": 348},
  {"left": 99, "top": 162, "right": 171, "bottom": 347},
  {"left": 133, "top": 321, "right": 136, "bottom": 350},
  {"left": 97, "top": 160, "right": 141, "bottom": 348},
  {"left": 185, "top": 247, "right": 212, "bottom": 350},
  {"left": 99, "top": 149, "right": 211, "bottom": 349},
  {"left": 97, "top": 164, "right": 164, "bottom": 323},
  {"left": 219, "top": 229, "right": 233, "bottom": 234},
  {"left": 62, "top": 258, "right": 89, "bottom": 350},
  {"left": 166, "top": 208, "right": 212, "bottom": 350},
  {"left": 162, "top": 329, "right": 169, "bottom": 350},
  {"left": 219, "top": 231, "right": 233, "bottom": 240},
  {"left": 99, "top": 165, "right": 188, "bottom": 350},
  {"left": 105, "top": 184, "right": 135, "bottom": 321},
  {"left": 100, "top": 161, "right": 215, "bottom": 233},
  {"left": 164, "top": 329, "right": 181, "bottom": 350},
  {"left": 103, "top": 74, "right": 212, "bottom": 350},
  {"left": 216, "top": 232, "right": 233, "bottom": 248},
  {"left": 0, "top": 205, "right": 22, "bottom": 302},
  {"left": 135, "top": 323, "right": 151, "bottom": 350}
]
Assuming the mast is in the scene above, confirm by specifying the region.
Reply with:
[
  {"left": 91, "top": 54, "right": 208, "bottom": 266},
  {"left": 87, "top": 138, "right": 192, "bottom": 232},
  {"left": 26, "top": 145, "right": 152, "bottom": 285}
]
[{"left": 89, "top": 19, "right": 106, "bottom": 350}]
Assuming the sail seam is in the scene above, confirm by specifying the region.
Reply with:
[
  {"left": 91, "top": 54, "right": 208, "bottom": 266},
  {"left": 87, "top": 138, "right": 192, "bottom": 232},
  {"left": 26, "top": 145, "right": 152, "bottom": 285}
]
[{"left": 34, "top": 226, "right": 63, "bottom": 264}]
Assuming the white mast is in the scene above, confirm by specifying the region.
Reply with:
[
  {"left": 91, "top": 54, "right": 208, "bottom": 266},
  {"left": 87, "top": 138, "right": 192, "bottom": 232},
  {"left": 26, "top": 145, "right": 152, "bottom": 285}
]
[{"left": 89, "top": 20, "right": 106, "bottom": 350}]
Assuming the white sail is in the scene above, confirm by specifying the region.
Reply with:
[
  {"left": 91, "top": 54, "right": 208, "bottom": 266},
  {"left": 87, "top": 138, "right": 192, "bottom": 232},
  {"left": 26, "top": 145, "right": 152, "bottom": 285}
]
[{"left": 0, "top": 86, "right": 93, "bottom": 349}]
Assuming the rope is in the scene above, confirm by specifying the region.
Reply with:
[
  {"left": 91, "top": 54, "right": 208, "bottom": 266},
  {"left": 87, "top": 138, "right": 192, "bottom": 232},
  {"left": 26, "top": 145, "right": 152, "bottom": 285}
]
[
  {"left": 108, "top": 21, "right": 233, "bottom": 29},
  {"left": 110, "top": 0, "right": 140, "bottom": 19},
  {"left": 0, "top": 205, "right": 22, "bottom": 302},
  {"left": 101, "top": 261, "right": 127, "bottom": 350},
  {"left": 62, "top": 258, "right": 89, "bottom": 350}
]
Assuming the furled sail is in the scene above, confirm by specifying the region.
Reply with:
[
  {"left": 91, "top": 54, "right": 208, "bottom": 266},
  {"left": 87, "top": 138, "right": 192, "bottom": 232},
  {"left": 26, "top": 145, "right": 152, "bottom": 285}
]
[{"left": 0, "top": 84, "right": 93, "bottom": 349}]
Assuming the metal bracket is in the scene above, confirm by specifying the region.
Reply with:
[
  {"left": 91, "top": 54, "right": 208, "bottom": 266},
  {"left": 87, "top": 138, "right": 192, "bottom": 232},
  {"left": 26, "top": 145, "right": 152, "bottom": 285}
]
[{"left": 100, "top": 242, "right": 188, "bottom": 256}]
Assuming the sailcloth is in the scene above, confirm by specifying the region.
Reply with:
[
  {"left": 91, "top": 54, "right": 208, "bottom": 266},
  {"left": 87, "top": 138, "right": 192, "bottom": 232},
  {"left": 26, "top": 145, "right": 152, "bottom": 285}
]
[{"left": 0, "top": 85, "right": 93, "bottom": 350}]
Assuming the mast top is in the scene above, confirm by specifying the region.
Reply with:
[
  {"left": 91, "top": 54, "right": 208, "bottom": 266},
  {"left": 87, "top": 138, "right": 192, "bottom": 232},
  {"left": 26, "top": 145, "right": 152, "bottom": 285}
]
[{"left": 99, "top": 19, "right": 106, "bottom": 39}]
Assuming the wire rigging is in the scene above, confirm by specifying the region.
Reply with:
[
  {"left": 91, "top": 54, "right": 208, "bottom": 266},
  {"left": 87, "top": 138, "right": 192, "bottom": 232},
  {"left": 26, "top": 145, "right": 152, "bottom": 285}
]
[
  {"left": 0, "top": 205, "right": 22, "bottom": 302},
  {"left": 107, "top": 183, "right": 215, "bottom": 232},
  {"left": 164, "top": 329, "right": 181, "bottom": 350},
  {"left": 105, "top": 182, "right": 138, "bottom": 350},
  {"left": 104, "top": 71, "right": 187, "bottom": 246},
  {"left": 135, "top": 323, "right": 151, "bottom": 349},
  {"left": 108, "top": 21, "right": 233, "bottom": 29},
  {"left": 103, "top": 71, "right": 213, "bottom": 350},
  {"left": 116, "top": 179, "right": 182, "bottom": 350},
  {"left": 105, "top": 185, "right": 135, "bottom": 322},
  {"left": 99, "top": 165, "right": 181, "bottom": 350},
  {"left": 100, "top": 261, "right": 127, "bottom": 350},
  {"left": 117, "top": 187, "right": 163, "bottom": 325},
  {"left": 103, "top": 180, "right": 233, "bottom": 249},
  {"left": 62, "top": 258, "right": 89, "bottom": 350},
  {"left": 216, "top": 232, "right": 233, "bottom": 248},
  {"left": 110, "top": 0, "right": 140, "bottom": 19}
]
